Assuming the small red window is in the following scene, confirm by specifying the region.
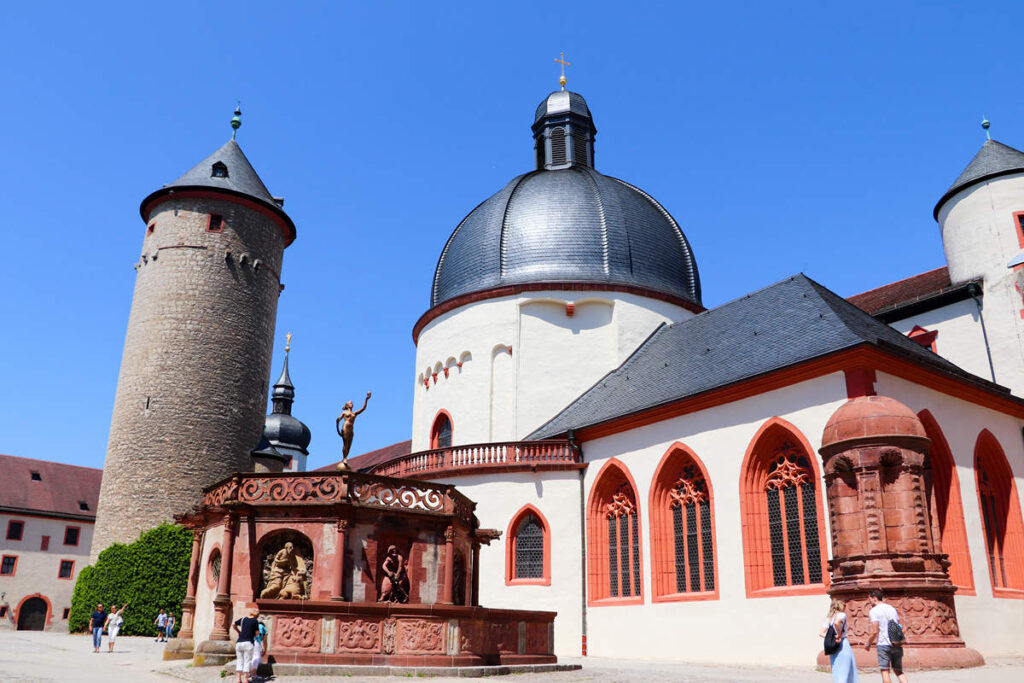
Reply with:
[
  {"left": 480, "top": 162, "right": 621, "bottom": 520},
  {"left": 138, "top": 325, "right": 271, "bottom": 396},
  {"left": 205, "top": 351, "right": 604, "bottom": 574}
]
[
  {"left": 40, "top": 535, "right": 50, "bottom": 551},
  {"left": 64, "top": 526, "right": 80, "bottom": 546},
  {"left": 147, "top": 222, "right": 156, "bottom": 235},
  {"left": 207, "top": 214, "right": 224, "bottom": 233},
  {"left": 1014, "top": 211, "right": 1024, "bottom": 248},
  {"left": 6, "top": 521, "right": 23, "bottom": 541},
  {"left": 58, "top": 560, "right": 75, "bottom": 579}
]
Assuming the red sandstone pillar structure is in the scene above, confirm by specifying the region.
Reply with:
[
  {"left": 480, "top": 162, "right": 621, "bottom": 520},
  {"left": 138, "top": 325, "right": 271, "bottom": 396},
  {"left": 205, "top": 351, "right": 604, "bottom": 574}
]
[
  {"left": 471, "top": 543, "right": 481, "bottom": 606},
  {"left": 331, "top": 519, "right": 349, "bottom": 601},
  {"left": 818, "top": 396, "right": 983, "bottom": 671},
  {"left": 165, "top": 529, "right": 204, "bottom": 660},
  {"left": 443, "top": 526, "right": 455, "bottom": 603},
  {"left": 210, "top": 514, "right": 237, "bottom": 640}
]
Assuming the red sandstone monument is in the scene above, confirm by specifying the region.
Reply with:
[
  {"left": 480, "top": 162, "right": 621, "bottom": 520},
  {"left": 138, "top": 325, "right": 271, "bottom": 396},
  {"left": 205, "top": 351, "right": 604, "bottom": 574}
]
[
  {"left": 817, "top": 395, "right": 983, "bottom": 671},
  {"left": 167, "top": 470, "right": 558, "bottom": 670}
]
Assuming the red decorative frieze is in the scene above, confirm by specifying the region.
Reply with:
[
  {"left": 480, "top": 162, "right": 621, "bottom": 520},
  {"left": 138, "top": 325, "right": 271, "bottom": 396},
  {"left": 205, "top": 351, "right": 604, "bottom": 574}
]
[
  {"left": 274, "top": 615, "right": 320, "bottom": 651},
  {"left": 382, "top": 617, "right": 397, "bottom": 654},
  {"left": 239, "top": 476, "right": 346, "bottom": 504},
  {"left": 397, "top": 618, "right": 445, "bottom": 653},
  {"left": 350, "top": 480, "right": 445, "bottom": 514},
  {"left": 336, "top": 618, "right": 382, "bottom": 652}
]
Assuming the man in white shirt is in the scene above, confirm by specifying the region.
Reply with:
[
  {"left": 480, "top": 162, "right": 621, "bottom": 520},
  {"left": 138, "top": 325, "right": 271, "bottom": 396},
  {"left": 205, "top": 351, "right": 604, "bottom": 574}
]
[{"left": 864, "top": 588, "right": 908, "bottom": 683}]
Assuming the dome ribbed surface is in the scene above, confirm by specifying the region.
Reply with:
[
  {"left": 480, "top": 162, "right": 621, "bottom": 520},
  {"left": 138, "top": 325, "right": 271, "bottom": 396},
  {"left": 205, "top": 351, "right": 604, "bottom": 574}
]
[
  {"left": 534, "top": 90, "right": 591, "bottom": 123},
  {"left": 431, "top": 166, "right": 702, "bottom": 308}
]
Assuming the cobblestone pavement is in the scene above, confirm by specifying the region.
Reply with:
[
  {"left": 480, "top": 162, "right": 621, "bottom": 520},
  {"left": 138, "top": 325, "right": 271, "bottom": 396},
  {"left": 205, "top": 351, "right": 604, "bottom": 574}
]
[{"left": 1, "top": 631, "right": 1022, "bottom": 682}]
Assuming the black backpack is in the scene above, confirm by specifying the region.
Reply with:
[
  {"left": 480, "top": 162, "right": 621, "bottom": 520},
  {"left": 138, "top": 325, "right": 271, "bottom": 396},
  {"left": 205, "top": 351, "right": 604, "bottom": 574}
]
[
  {"left": 823, "top": 622, "right": 840, "bottom": 655},
  {"left": 888, "top": 619, "right": 905, "bottom": 646}
]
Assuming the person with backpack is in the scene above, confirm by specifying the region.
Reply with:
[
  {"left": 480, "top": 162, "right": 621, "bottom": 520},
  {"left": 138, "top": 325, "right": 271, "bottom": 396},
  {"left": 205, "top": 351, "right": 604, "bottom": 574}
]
[
  {"left": 865, "top": 588, "right": 908, "bottom": 683},
  {"left": 819, "top": 597, "right": 858, "bottom": 682},
  {"left": 251, "top": 617, "right": 269, "bottom": 681}
]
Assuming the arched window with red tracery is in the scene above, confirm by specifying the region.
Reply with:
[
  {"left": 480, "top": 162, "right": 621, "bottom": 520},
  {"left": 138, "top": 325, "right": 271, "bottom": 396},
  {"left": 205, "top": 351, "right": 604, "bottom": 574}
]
[
  {"left": 918, "top": 410, "right": 974, "bottom": 593},
  {"left": 430, "top": 411, "right": 453, "bottom": 450},
  {"left": 587, "top": 460, "right": 643, "bottom": 604},
  {"left": 650, "top": 444, "right": 718, "bottom": 601},
  {"left": 740, "top": 419, "right": 828, "bottom": 596},
  {"left": 974, "top": 430, "right": 1024, "bottom": 597},
  {"left": 505, "top": 504, "right": 550, "bottom": 585}
]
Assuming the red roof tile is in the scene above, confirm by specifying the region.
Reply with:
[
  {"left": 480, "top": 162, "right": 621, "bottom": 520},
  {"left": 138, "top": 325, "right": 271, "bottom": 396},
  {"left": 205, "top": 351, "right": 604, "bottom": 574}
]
[
  {"left": 315, "top": 440, "right": 412, "bottom": 473},
  {"left": 847, "top": 267, "right": 952, "bottom": 315},
  {"left": 0, "top": 454, "right": 102, "bottom": 519}
]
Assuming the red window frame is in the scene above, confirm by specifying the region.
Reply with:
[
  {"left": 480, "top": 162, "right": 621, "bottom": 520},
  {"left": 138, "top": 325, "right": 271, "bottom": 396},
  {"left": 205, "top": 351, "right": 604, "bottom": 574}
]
[
  {"left": 207, "top": 214, "right": 224, "bottom": 233},
  {"left": 505, "top": 504, "right": 551, "bottom": 586},
  {"left": 650, "top": 443, "right": 719, "bottom": 602},
  {"left": 40, "top": 535, "right": 50, "bottom": 551},
  {"left": 430, "top": 410, "right": 454, "bottom": 450},
  {"left": 6, "top": 520, "right": 24, "bottom": 541},
  {"left": 58, "top": 559, "right": 75, "bottom": 580},
  {"left": 1013, "top": 211, "right": 1024, "bottom": 249},
  {"left": 63, "top": 526, "right": 80, "bottom": 546},
  {"left": 586, "top": 458, "right": 644, "bottom": 605},
  {"left": 739, "top": 418, "right": 829, "bottom": 597},
  {"left": 974, "top": 429, "right": 1024, "bottom": 598},
  {"left": 0, "top": 555, "right": 17, "bottom": 576}
]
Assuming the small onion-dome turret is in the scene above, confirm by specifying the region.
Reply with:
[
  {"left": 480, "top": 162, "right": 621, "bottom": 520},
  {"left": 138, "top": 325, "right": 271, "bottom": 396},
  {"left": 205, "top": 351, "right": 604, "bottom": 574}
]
[
  {"left": 820, "top": 395, "right": 928, "bottom": 452},
  {"left": 252, "top": 348, "right": 311, "bottom": 471}
]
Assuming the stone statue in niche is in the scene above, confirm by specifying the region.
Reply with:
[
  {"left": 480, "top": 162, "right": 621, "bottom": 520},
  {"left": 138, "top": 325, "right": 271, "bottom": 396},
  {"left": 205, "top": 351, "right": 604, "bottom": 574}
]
[
  {"left": 259, "top": 534, "right": 314, "bottom": 600},
  {"left": 378, "top": 545, "right": 410, "bottom": 603}
]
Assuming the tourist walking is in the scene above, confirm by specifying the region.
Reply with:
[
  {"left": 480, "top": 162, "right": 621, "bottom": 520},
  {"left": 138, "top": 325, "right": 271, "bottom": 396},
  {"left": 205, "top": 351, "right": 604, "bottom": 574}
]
[
  {"left": 105, "top": 604, "right": 126, "bottom": 653},
  {"left": 820, "top": 597, "right": 858, "bottom": 683},
  {"left": 165, "top": 612, "right": 176, "bottom": 640},
  {"left": 89, "top": 603, "right": 107, "bottom": 653},
  {"left": 865, "top": 589, "right": 908, "bottom": 683},
  {"left": 233, "top": 608, "right": 261, "bottom": 683},
  {"left": 154, "top": 608, "right": 168, "bottom": 642},
  {"left": 251, "top": 617, "right": 269, "bottom": 681}
]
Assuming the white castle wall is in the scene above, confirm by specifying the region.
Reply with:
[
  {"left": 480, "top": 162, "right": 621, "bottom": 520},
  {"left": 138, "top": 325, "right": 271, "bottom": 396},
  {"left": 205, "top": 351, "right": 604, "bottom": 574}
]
[
  {"left": 411, "top": 291, "right": 693, "bottom": 450},
  {"left": 938, "top": 172, "right": 1024, "bottom": 396},
  {"left": 889, "top": 299, "right": 993, "bottom": 382}
]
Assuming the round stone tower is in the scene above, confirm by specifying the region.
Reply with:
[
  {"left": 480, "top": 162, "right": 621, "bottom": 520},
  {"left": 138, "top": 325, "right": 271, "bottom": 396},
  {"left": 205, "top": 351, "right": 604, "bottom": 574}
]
[{"left": 92, "top": 119, "right": 296, "bottom": 557}]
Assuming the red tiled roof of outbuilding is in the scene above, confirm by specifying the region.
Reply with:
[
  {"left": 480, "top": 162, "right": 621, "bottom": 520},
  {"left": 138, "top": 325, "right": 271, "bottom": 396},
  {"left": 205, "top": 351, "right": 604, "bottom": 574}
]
[
  {"left": 0, "top": 454, "right": 102, "bottom": 519},
  {"left": 315, "top": 439, "right": 413, "bottom": 473},
  {"left": 847, "top": 267, "right": 952, "bottom": 315}
]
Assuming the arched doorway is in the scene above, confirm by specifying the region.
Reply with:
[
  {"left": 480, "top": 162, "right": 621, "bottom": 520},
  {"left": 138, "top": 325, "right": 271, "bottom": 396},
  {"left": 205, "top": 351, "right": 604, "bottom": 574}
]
[{"left": 17, "top": 597, "right": 48, "bottom": 630}]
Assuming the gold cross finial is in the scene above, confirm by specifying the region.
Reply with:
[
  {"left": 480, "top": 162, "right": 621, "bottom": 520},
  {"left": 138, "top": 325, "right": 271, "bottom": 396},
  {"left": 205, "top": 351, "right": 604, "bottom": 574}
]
[
  {"left": 555, "top": 52, "right": 570, "bottom": 90},
  {"left": 285, "top": 332, "right": 292, "bottom": 353}
]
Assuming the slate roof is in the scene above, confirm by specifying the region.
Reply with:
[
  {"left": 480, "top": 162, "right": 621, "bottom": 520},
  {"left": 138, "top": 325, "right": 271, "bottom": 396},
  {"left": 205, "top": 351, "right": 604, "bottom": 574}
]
[
  {"left": 430, "top": 166, "right": 702, "bottom": 309},
  {"left": 534, "top": 90, "right": 592, "bottom": 123},
  {"left": 140, "top": 139, "right": 295, "bottom": 243},
  {"left": 935, "top": 139, "right": 1024, "bottom": 217},
  {"left": 0, "top": 454, "right": 102, "bottom": 520},
  {"left": 530, "top": 274, "right": 1009, "bottom": 439},
  {"left": 315, "top": 440, "right": 412, "bottom": 473}
]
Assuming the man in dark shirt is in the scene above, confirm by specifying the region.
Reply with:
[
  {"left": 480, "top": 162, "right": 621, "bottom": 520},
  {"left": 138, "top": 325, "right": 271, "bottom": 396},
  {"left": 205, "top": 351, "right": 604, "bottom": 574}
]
[
  {"left": 232, "top": 608, "right": 260, "bottom": 683},
  {"left": 89, "top": 603, "right": 106, "bottom": 653}
]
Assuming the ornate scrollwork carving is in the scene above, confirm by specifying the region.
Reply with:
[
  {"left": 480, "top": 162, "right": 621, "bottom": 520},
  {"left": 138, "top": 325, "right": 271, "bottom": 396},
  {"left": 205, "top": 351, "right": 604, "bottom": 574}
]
[
  {"left": 605, "top": 483, "right": 636, "bottom": 519},
  {"left": 275, "top": 615, "right": 320, "bottom": 650},
  {"left": 203, "top": 479, "right": 239, "bottom": 507},
  {"left": 382, "top": 617, "right": 397, "bottom": 654},
  {"left": 765, "top": 443, "right": 811, "bottom": 490},
  {"left": 350, "top": 480, "right": 445, "bottom": 513},
  {"left": 397, "top": 619, "right": 444, "bottom": 653},
  {"left": 668, "top": 464, "right": 708, "bottom": 507},
  {"left": 239, "top": 476, "right": 345, "bottom": 504},
  {"left": 337, "top": 618, "right": 382, "bottom": 652}
]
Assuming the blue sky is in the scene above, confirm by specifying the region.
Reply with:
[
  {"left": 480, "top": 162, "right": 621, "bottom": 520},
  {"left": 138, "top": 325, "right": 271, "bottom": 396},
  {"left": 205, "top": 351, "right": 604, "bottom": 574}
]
[{"left": 3, "top": 1, "right": 1023, "bottom": 471}]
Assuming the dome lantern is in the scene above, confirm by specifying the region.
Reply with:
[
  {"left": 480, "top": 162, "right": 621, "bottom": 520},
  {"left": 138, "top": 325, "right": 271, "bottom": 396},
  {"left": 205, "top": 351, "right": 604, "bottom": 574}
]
[{"left": 532, "top": 90, "right": 596, "bottom": 170}]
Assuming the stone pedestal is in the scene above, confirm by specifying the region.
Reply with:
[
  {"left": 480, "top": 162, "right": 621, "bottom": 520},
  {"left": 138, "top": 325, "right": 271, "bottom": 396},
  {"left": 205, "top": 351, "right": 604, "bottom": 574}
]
[
  {"left": 194, "top": 638, "right": 236, "bottom": 667},
  {"left": 816, "top": 395, "right": 983, "bottom": 672},
  {"left": 163, "top": 636, "right": 195, "bottom": 661}
]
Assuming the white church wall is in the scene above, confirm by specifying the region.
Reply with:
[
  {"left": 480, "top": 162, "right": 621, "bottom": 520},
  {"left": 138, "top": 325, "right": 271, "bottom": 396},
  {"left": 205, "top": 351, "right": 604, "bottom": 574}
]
[
  {"left": 874, "top": 372, "right": 1024, "bottom": 655},
  {"left": 938, "top": 172, "right": 1024, "bottom": 396},
  {"left": 411, "top": 291, "right": 693, "bottom": 451},
  {"left": 888, "top": 299, "right": 994, "bottom": 384},
  {"left": 424, "top": 470, "right": 584, "bottom": 657},
  {"left": 578, "top": 373, "right": 847, "bottom": 665},
  {"left": 192, "top": 524, "right": 223, "bottom": 647}
]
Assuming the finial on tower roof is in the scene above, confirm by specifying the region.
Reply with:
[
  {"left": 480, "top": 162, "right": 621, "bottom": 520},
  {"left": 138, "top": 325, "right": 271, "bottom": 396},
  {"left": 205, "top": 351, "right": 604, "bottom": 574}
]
[
  {"left": 231, "top": 102, "right": 242, "bottom": 140},
  {"left": 555, "top": 52, "right": 570, "bottom": 90},
  {"left": 981, "top": 115, "right": 991, "bottom": 140},
  {"left": 285, "top": 331, "right": 292, "bottom": 353}
]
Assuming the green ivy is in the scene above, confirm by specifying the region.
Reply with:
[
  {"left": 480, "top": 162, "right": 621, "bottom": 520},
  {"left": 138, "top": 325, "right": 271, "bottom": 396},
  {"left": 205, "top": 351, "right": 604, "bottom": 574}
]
[{"left": 69, "top": 523, "right": 191, "bottom": 636}]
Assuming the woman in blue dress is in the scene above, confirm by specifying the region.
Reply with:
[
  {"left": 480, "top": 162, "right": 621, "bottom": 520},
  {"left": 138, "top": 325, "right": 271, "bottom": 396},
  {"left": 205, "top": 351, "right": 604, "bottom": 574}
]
[{"left": 820, "top": 597, "right": 858, "bottom": 682}]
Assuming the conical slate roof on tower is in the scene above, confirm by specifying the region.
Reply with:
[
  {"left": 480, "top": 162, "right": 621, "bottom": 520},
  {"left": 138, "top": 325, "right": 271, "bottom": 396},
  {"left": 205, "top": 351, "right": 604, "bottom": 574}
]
[{"left": 934, "top": 139, "right": 1024, "bottom": 217}]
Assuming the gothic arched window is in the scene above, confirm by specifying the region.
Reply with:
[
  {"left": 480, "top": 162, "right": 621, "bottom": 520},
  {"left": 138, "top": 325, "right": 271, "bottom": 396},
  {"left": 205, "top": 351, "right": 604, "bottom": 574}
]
[
  {"left": 587, "top": 460, "right": 643, "bottom": 603},
  {"left": 975, "top": 430, "right": 1024, "bottom": 596},
  {"left": 430, "top": 411, "right": 452, "bottom": 450},
  {"left": 650, "top": 444, "right": 717, "bottom": 600},
  {"left": 505, "top": 505, "right": 550, "bottom": 585},
  {"left": 740, "top": 419, "right": 827, "bottom": 596}
]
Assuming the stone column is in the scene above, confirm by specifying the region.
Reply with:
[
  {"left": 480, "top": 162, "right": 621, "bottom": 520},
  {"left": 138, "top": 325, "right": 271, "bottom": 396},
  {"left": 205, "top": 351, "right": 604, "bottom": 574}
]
[
  {"left": 471, "top": 543, "right": 481, "bottom": 606},
  {"left": 443, "top": 526, "right": 455, "bottom": 604},
  {"left": 331, "top": 519, "right": 350, "bottom": 601},
  {"left": 818, "top": 395, "right": 982, "bottom": 671},
  {"left": 165, "top": 528, "right": 204, "bottom": 660},
  {"left": 194, "top": 514, "right": 238, "bottom": 667}
]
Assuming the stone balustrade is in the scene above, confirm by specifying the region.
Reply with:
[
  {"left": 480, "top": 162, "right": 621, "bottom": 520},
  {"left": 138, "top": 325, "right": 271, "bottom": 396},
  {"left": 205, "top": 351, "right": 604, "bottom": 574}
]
[{"left": 369, "top": 439, "right": 580, "bottom": 479}]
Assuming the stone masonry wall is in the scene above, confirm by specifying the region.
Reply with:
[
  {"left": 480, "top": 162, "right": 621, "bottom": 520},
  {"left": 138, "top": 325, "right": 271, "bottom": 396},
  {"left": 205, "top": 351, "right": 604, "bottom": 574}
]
[{"left": 92, "top": 196, "right": 286, "bottom": 557}]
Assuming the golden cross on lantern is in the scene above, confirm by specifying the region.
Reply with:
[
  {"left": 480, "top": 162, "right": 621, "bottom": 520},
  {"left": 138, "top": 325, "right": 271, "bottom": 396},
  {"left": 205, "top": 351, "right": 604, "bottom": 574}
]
[
  {"left": 285, "top": 332, "right": 292, "bottom": 353},
  {"left": 555, "top": 52, "right": 570, "bottom": 90}
]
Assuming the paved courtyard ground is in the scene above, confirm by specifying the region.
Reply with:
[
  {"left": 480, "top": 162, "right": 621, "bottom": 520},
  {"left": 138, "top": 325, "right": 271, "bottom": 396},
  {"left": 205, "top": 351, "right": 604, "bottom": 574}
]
[{"left": 1, "top": 631, "right": 1022, "bottom": 682}]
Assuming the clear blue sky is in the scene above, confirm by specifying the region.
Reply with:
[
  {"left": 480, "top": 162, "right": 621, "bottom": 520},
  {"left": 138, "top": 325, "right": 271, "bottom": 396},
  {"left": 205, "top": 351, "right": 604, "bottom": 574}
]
[{"left": 3, "top": 1, "right": 1022, "bottom": 471}]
